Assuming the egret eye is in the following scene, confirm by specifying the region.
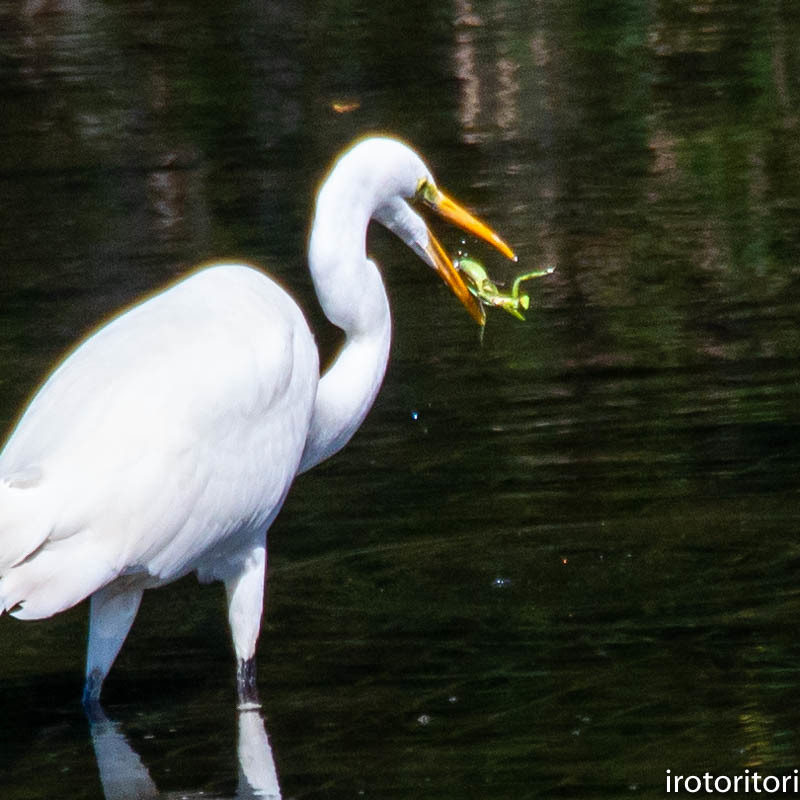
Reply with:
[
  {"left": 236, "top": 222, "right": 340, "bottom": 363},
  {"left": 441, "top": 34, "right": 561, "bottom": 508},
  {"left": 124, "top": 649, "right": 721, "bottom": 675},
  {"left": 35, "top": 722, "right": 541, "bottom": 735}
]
[{"left": 414, "top": 178, "right": 437, "bottom": 206}]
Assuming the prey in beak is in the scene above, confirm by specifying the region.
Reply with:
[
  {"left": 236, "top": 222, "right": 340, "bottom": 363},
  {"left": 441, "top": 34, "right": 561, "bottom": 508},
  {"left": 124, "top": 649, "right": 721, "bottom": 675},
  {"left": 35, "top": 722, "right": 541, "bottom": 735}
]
[{"left": 414, "top": 179, "right": 516, "bottom": 326}]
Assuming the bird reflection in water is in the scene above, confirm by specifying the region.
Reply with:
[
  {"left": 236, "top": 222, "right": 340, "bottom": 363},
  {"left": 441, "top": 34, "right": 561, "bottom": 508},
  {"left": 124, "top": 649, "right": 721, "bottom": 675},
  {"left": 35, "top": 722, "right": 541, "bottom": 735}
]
[{"left": 90, "top": 708, "right": 281, "bottom": 800}]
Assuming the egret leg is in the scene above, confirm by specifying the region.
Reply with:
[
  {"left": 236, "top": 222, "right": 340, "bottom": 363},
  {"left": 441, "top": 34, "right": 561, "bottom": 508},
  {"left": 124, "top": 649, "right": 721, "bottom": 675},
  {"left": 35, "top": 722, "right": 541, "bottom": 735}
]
[
  {"left": 236, "top": 656, "right": 259, "bottom": 709},
  {"left": 83, "top": 581, "right": 143, "bottom": 712},
  {"left": 224, "top": 544, "right": 267, "bottom": 709}
]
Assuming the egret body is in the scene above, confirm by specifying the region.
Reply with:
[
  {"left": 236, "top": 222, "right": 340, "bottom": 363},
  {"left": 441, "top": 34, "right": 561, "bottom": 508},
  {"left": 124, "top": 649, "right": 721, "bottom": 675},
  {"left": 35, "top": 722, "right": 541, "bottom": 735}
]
[{"left": 0, "top": 136, "right": 514, "bottom": 708}]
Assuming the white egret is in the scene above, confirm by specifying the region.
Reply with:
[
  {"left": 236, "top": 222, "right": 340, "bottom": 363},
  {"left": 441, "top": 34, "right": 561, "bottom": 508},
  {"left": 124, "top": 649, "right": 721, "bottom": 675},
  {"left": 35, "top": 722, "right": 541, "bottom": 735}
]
[{"left": 0, "top": 136, "right": 515, "bottom": 709}]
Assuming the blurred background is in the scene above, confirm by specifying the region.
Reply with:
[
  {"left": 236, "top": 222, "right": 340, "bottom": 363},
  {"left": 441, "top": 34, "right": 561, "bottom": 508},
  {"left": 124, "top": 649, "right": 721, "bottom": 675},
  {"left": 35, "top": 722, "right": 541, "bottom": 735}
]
[{"left": 1, "top": 1, "right": 799, "bottom": 797}]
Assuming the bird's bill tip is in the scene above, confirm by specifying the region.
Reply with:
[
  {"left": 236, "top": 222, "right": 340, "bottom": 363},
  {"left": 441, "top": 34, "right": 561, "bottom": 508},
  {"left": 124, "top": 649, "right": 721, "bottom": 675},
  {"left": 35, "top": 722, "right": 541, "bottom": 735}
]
[{"left": 420, "top": 184, "right": 517, "bottom": 262}]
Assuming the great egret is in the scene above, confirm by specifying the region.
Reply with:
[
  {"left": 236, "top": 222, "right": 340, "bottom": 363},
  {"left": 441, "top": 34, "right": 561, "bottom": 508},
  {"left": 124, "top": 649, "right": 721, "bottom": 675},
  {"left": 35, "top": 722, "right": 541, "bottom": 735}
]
[{"left": 0, "top": 136, "right": 515, "bottom": 709}]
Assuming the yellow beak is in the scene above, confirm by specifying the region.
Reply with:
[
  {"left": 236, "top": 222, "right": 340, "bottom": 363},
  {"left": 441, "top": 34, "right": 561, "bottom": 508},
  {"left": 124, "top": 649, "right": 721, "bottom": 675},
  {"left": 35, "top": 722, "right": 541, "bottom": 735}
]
[{"left": 418, "top": 183, "right": 516, "bottom": 326}]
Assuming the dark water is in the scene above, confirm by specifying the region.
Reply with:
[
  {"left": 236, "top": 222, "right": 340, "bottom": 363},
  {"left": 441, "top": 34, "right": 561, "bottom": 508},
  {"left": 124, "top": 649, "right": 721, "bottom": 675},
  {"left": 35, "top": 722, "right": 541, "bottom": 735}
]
[{"left": 1, "top": 1, "right": 800, "bottom": 797}]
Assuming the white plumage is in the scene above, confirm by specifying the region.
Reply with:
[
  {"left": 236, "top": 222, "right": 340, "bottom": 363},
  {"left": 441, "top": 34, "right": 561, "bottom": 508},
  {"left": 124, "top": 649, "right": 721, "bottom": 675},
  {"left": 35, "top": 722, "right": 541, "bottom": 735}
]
[{"left": 0, "top": 136, "right": 514, "bottom": 708}]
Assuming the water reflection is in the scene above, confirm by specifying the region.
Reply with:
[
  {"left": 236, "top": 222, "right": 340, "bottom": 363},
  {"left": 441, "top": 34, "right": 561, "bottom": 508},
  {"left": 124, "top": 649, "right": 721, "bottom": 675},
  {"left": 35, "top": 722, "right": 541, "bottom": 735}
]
[
  {"left": 453, "top": 0, "right": 520, "bottom": 143},
  {"left": 90, "top": 708, "right": 280, "bottom": 800}
]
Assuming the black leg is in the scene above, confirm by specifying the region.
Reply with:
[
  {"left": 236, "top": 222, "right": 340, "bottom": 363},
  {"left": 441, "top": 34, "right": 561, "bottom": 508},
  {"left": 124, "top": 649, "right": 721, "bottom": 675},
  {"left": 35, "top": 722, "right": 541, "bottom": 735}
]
[
  {"left": 236, "top": 657, "right": 260, "bottom": 708},
  {"left": 82, "top": 668, "right": 105, "bottom": 722}
]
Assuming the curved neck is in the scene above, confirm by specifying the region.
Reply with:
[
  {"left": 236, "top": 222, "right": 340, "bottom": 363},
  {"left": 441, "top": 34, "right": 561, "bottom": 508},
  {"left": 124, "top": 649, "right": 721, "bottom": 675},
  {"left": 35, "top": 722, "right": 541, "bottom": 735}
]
[{"left": 298, "top": 174, "right": 392, "bottom": 474}]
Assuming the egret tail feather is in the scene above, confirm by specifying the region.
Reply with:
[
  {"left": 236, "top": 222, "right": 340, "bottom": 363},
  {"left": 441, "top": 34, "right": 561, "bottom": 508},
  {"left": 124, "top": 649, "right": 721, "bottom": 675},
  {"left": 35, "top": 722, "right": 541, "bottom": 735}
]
[
  {"left": 1, "top": 537, "right": 116, "bottom": 619},
  {"left": 0, "top": 475, "right": 51, "bottom": 574}
]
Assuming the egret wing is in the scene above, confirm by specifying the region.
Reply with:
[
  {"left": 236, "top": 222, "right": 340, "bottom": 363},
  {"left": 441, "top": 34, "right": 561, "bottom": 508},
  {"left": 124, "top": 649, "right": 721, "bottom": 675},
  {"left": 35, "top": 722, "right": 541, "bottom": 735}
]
[{"left": 0, "top": 265, "right": 319, "bottom": 617}]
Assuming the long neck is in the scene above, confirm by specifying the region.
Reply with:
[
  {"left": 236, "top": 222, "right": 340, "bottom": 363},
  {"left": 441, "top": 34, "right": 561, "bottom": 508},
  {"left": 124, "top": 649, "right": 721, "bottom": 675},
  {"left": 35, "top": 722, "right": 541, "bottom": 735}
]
[{"left": 298, "top": 174, "right": 392, "bottom": 474}]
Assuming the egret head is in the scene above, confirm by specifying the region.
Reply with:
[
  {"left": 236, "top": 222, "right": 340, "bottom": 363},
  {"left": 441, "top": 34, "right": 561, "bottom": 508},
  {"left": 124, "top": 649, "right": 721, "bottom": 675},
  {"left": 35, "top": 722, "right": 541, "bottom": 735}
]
[{"left": 314, "top": 136, "right": 516, "bottom": 326}]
